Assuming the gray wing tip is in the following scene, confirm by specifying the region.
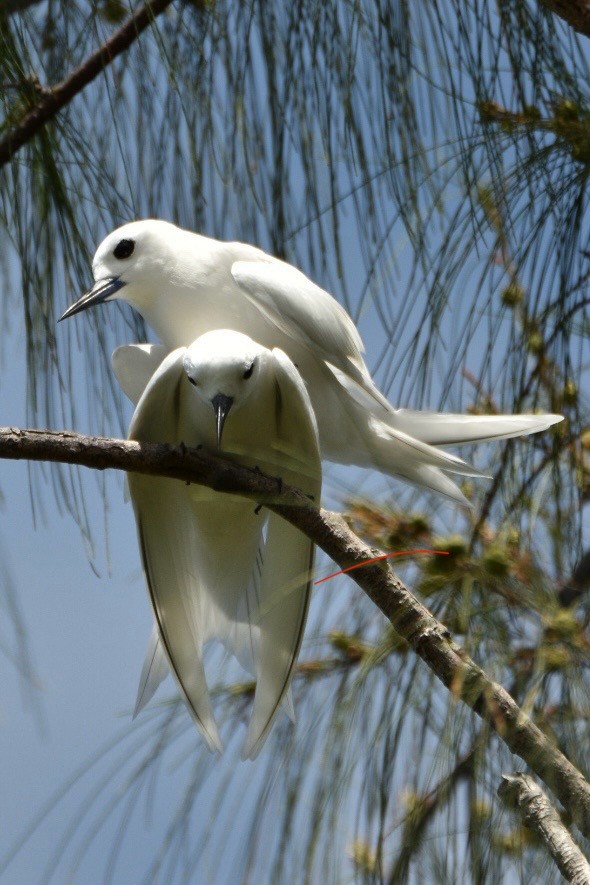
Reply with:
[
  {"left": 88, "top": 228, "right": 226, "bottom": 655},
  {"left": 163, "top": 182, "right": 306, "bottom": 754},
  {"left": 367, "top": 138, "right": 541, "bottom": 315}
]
[
  {"left": 131, "top": 689, "right": 152, "bottom": 720},
  {"left": 544, "top": 413, "right": 564, "bottom": 428},
  {"left": 191, "top": 711, "right": 223, "bottom": 754},
  {"left": 208, "top": 734, "right": 224, "bottom": 755},
  {"left": 241, "top": 732, "right": 266, "bottom": 761},
  {"left": 240, "top": 675, "right": 302, "bottom": 760},
  {"left": 241, "top": 695, "right": 297, "bottom": 757},
  {"left": 241, "top": 709, "right": 274, "bottom": 760}
]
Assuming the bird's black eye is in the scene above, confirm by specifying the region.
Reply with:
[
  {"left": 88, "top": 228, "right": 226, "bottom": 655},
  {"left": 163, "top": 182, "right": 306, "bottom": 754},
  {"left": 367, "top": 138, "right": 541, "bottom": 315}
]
[
  {"left": 113, "top": 238, "right": 135, "bottom": 259},
  {"left": 243, "top": 361, "right": 255, "bottom": 379},
  {"left": 187, "top": 375, "right": 198, "bottom": 386}
]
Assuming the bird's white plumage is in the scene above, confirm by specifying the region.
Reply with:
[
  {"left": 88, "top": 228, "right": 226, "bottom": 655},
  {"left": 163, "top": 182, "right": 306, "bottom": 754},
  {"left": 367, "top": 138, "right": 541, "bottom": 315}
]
[
  {"left": 230, "top": 259, "right": 369, "bottom": 382},
  {"left": 126, "top": 330, "right": 321, "bottom": 758},
  {"left": 112, "top": 343, "right": 167, "bottom": 404},
  {"left": 113, "top": 342, "right": 296, "bottom": 721},
  {"left": 324, "top": 362, "right": 562, "bottom": 443},
  {"left": 63, "top": 219, "right": 563, "bottom": 503}
]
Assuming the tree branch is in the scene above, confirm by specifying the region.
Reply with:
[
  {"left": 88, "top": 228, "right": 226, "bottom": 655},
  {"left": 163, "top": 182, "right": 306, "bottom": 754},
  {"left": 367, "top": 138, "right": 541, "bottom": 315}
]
[
  {"left": 0, "top": 426, "right": 302, "bottom": 503},
  {"left": 387, "top": 744, "right": 477, "bottom": 883},
  {"left": 3, "top": 425, "right": 590, "bottom": 840},
  {"left": 499, "top": 773, "right": 590, "bottom": 883},
  {"left": 539, "top": 0, "right": 590, "bottom": 40},
  {"left": 0, "top": 0, "right": 175, "bottom": 169}
]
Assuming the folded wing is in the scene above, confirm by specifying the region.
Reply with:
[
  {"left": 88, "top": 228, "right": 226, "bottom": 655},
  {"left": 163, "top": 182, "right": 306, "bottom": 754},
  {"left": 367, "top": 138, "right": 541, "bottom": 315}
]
[
  {"left": 242, "top": 349, "right": 322, "bottom": 759},
  {"left": 231, "top": 259, "right": 371, "bottom": 386},
  {"left": 128, "top": 350, "right": 222, "bottom": 752}
]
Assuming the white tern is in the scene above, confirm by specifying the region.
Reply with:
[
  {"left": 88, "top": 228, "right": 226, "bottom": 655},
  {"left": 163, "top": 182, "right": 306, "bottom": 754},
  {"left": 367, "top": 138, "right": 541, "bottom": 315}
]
[
  {"left": 61, "top": 219, "right": 563, "bottom": 503},
  {"left": 126, "top": 329, "right": 321, "bottom": 759}
]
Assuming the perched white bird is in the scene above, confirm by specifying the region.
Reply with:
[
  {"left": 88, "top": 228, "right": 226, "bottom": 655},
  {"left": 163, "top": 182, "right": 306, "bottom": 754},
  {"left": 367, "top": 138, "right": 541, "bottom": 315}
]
[
  {"left": 61, "top": 219, "right": 563, "bottom": 504},
  {"left": 126, "top": 330, "right": 321, "bottom": 759}
]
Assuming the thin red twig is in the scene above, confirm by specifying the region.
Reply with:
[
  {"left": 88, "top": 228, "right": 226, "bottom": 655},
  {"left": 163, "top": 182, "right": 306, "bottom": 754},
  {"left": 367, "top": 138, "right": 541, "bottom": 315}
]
[{"left": 314, "top": 549, "right": 449, "bottom": 585}]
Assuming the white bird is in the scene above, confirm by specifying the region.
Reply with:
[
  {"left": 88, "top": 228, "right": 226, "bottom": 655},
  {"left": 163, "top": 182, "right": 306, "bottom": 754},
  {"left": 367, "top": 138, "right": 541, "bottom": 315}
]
[
  {"left": 126, "top": 329, "right": 321, "bottom": 759},
  {"left": 61, "top": 219, "right": 563, "bottom": 504}
]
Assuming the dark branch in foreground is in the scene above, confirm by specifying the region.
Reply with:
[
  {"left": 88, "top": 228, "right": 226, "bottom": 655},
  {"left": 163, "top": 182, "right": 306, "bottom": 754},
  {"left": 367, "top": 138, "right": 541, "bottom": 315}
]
[
  {"left": 0, "top": 0, "right": 42, "bottom": 14},
  {"left": 0, "top": 426, "right": 297, "bottom": 503},
  {"left": 0, "top": 0, "right": 174, "bottom": 168},
  {"left": 499, "top": 773, "right": 590, "bottom": 884},
  {"left": 540, "top": 0, "right": 590, "bottom": 39},
  {"left": 559, "top": 550, "right": 590, "bottom": 606},
  {"left": 3, "top": 426, "right": 590, "bottom": 842}
]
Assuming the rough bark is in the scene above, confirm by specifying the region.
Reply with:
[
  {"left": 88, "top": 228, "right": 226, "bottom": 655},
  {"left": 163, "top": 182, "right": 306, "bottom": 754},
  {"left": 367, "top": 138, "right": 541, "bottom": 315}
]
[
  {"left": 2, "top": 425, "right": 590, "bottom": 843},
  {"left": 499, "top": 773, "right": 590, "bottom": 883}
]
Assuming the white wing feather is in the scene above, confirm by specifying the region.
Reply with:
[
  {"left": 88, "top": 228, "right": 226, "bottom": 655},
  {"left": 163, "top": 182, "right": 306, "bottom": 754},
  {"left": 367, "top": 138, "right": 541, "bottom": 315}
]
[
  {"left": 231, "top": 259, "right": 370, "bottom": 383},
  {"left": 242, "top": 349, "right": 321, "bottom": 759},
  {"left": 128, "top": 351, "right": 222, "bottom": 752},
  {"left": 243, "top": 510, "right": 315, "bottom": 758},
  {"left": 133, "top": 475, "right": 223, "bottom": 752}
]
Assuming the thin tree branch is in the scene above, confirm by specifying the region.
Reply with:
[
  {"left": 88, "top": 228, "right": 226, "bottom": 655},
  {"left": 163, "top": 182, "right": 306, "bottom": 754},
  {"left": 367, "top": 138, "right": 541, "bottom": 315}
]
[
  {"left": 2, "top": 425, "right": 590, "bottom": 840},
  {"left": 539, "top": 0, "right": 590, "bottom": 40},
  {"left": 387, "top": 744, "right": 477, "bottom": 883},
  {"left": 0, "top": 0, "right": 175, "bottom": 169},
  {"left": 499, "top": 773, "right": 590, "bottom": 884}
]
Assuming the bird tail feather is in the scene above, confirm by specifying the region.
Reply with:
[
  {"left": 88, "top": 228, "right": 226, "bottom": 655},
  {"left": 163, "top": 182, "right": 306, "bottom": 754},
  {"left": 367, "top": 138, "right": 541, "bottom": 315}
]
[{"left": 385, "top": 410, "right": 563, "bottom": 445}]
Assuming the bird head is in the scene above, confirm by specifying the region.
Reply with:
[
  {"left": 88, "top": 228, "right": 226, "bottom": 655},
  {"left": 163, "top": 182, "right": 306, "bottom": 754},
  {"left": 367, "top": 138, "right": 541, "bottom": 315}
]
[
  {"left": 59, "top": 219, "right": 184, "bottom": 321},
  {"left": 182, "top": 330, "right": 266, "bottom": 448}
]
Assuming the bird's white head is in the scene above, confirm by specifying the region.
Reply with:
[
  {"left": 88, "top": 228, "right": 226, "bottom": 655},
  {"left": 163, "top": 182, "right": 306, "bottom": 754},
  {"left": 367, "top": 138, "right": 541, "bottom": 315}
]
[
  {"left": 182, "top": 330, "right": 267, "bottom": 448},
  {"left": 59, "top": 219, "right": 184, "bottom": 321}
]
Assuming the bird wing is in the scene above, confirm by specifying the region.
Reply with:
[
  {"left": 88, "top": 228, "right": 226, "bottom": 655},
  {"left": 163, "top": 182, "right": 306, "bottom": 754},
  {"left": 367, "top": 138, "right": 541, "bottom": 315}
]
[
  {"left": 134, "top": 544, "right": 301, "bottom": 724},
  {"left": 231, "top": 259, "right": 372, "bottom": 385},
  {"left": 134, "top": 579, "right": 299, "bottom": 720},
  {"left": 111, "top": 343, "right": 169, "bottom": 404},
  {"left": 268, "top": 347, "right": 321, "bottom": 477},
  {"left": 128, "top": 350, "right": 222, "bottom": 752},
  {"left": 242, "top": 349, "right": 322, "bottom": 759}
]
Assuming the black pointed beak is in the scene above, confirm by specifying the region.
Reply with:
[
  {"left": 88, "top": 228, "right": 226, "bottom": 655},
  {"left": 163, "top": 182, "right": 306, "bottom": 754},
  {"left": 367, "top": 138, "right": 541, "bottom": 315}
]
[
  {"left": 211, "top": 393, "right": 234, "bottom": 449},
  {"left": 58, "top": 276, "right": 127, "bottom": 322}
]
